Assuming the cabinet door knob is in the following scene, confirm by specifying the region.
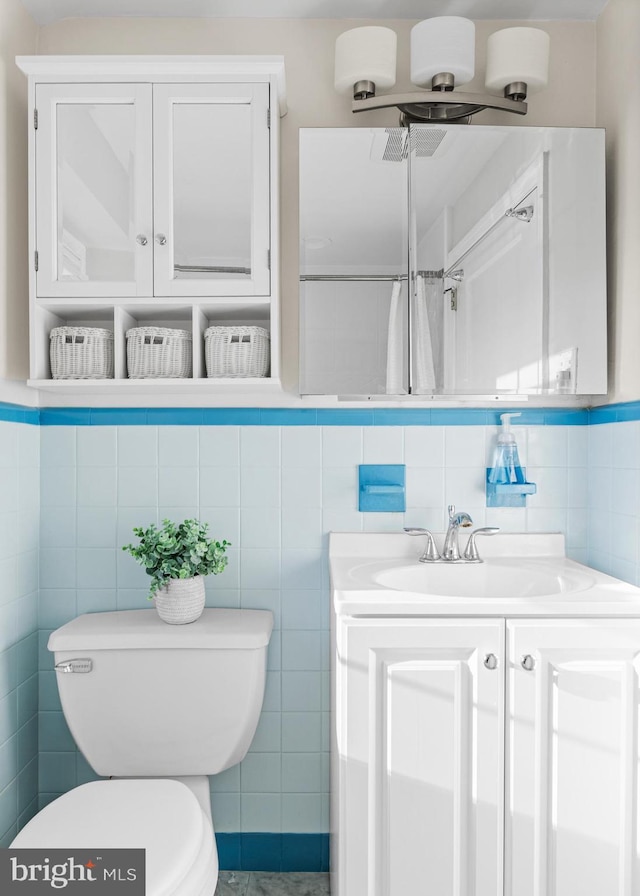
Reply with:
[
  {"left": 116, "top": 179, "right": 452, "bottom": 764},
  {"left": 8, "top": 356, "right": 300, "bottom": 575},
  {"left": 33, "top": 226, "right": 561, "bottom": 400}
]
[
  {"left": 156, "top": 233, "right": 167, "bottom": 246},
  {"left": 136, "top": 234, "right": 148, "bottom": 246},
  {"left": 483, "top": 653, "right": 499, "bottom": 670},
  {"left": 521, "top": 654, "right": 536, "bottom": 671}
]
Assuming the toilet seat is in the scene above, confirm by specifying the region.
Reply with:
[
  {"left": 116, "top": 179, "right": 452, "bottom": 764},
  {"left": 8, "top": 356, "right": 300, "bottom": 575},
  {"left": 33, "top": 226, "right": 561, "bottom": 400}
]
[{"left": 11, "top": 779, "right": 218, "bottom": 896}]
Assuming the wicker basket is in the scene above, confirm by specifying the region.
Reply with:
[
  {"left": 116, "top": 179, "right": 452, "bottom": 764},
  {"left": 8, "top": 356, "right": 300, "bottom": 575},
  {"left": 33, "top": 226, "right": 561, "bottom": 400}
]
[
  {"left": 126, "top": 327, "right": 192, "bottom": 379},
  {"left": 204, "top": 326, "right": 270, "bottom": 378},
  {"left": 50, "top": 326, "right": 114, "bottom": 380}
]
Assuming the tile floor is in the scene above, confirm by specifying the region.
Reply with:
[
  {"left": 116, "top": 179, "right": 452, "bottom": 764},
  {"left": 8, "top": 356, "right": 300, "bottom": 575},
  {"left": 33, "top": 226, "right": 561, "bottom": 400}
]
[{"left": 215, "top": 872, "right": 330, "bottom": 895}]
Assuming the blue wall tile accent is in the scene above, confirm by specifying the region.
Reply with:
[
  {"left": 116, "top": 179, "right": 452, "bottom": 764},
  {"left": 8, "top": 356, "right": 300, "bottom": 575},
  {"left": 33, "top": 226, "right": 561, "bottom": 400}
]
[
  {"left": 240, "top": 833, "right": 283, "bottom": 871},
  {"left": 89, "top": 408, "right": 148, "bottom": 425},
  {"left": 202, "top": 409, "right": 262, "bottom": 425},
  {"left": 30, "top": 405, "right": 595, "bottom": 427},
  {"left": 0, "top": 403, "right": 39, "bottom": 425},
  {"left": 146, "top": 408, "right": 205, "bottom": 425},
  {"left": 216, "top": 833, "right": 241, "bottom": 870},
  {"left": 315, "top": 409, "right": 375, "bottom": 426},
  {"left": 215, "top": 833, "right": 330, "bottom": 872},
  {"left": 259, "top": 409, "right": 318, "bottom": 426},
  {"left": 0, "top": 400, "right": 615, "bottom": 428},
  {"left": 39, "top": 408, "right": 91, "bottom": 426},
  {"left": 541, "top": 409, "right": 589, "bottom": 425},
  {"left": 590, "top": 400, "right": 640, "bottom": 424},
  {"left": 372, "top": 409, "right": 432, "bottom": 426}
]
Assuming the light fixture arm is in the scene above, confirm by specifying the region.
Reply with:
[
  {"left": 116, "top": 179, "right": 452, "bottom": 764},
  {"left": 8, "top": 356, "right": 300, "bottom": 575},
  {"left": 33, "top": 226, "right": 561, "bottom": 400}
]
[{"left": 351, "top": 89, "right": 528, "bottom": 124}]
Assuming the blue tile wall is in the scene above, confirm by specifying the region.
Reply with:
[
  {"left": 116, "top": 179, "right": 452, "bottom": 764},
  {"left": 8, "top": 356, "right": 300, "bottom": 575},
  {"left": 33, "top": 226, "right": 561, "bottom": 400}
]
[
  {"left": 586, "top": 419, "right": 640, "bottom": 583},
  {"left": 36, "top": 419, "right": 590, "bottom": 841},
  {"left": 0, "top": 396, "right": 637, "bottom": 867},
  {"left": 0, "top": 421, "right": 40, "bottom": 846}
]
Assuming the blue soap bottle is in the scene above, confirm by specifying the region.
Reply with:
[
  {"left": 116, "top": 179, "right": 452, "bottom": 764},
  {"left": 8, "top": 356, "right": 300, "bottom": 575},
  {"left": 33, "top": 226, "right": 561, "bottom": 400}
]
[{"left": 488, "top": 413, "right": 526, "bottom": 484}]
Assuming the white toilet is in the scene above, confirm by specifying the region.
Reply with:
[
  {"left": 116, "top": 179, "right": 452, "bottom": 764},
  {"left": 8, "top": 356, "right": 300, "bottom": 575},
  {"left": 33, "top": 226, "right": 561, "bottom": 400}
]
[{"left": 12, "top": 607, "right": 274, "bottom": 896}]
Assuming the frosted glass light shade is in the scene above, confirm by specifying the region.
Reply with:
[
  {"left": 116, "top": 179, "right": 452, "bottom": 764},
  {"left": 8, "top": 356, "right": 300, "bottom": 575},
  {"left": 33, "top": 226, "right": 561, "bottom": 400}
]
[
  {"left": 334, "top": 26, "right": 397, "bottom": 95},
  {"left": 485, "top": 27, "right": 550, "bottom": 94},
  {"left": 411, "top": 17, "right": 475, "bottom": 88}
]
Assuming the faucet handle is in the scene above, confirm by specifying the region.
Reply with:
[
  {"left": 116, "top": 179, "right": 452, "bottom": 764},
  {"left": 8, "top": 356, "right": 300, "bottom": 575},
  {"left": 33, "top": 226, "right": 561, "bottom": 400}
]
[
  {"left": 403, "top": 527, "right": 441, "bottom": 563},
  {"left": 463, "top": 527, "right": 500, "bottom": 563}
]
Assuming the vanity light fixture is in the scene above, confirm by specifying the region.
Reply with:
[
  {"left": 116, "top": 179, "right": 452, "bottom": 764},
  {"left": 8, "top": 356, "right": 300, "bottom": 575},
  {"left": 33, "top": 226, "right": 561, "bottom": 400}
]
[{"left": 334, "top": 18, "right": 550, "bottom": 125}]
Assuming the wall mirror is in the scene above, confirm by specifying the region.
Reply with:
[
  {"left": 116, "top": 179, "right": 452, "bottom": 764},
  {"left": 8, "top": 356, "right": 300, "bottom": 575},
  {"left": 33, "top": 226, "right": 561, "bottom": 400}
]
[{"left": 299, "top": 125, "right": 606, "bottom": 398}]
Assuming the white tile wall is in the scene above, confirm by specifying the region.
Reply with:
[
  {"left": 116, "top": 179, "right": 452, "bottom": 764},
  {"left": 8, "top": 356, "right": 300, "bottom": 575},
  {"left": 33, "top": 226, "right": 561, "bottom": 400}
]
[{"left": 588, "top": 421, "right": 640, "bottom": 583}]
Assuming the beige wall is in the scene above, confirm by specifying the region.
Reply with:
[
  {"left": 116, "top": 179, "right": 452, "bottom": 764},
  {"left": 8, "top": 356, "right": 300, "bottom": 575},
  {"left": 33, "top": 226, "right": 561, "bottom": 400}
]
[
  {"left": 596, "top": 0, "right": 640, "bottom": 404},
  {"left": 0, "top": 0, "right": 37, "bottom": 383},
  {"left": 36, "top": 17, "right": 597, "bottom": 394}
]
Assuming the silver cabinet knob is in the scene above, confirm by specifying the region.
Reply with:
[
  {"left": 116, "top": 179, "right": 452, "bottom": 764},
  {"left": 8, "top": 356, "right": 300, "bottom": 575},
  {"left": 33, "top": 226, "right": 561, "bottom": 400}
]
[
  {"left": 521, "top": 654, "right": 536, "bottom": 671},
  {"left": 136, "top": 234, "right": 148, "bottom": 246},
  {"left": 156, "top": 234, "right": 167, "bottom": 246},
  {"left": 484, "top": 653, "right": 499, "bottom": 670}
]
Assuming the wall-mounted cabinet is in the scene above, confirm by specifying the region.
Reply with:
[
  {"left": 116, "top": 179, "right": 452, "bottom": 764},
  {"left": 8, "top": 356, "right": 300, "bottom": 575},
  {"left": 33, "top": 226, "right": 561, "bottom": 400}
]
[
  {"left": 17, "top": 56, "right": 286, "bottom": 392},
  {"left": 300, "top": 126, "right": 607, "bottom": 399}
]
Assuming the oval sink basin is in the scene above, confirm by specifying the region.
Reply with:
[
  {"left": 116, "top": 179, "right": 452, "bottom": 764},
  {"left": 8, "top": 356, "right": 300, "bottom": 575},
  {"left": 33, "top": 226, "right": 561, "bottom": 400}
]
[{"left": 371, "top": 558, "right": 596, "bottom": 599}]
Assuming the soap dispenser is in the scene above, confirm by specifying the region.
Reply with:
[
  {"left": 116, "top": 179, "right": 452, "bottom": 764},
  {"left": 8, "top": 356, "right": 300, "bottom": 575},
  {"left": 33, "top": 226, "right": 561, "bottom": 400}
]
[{"left": 488, "top": 413, "right": 525, "bottom": 484}]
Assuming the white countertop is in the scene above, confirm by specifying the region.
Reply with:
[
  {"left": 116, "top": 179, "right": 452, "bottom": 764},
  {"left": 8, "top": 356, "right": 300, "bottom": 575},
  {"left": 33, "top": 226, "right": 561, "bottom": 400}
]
[{"left": 329, "top": 533, "right": 640, "bottom": 617}]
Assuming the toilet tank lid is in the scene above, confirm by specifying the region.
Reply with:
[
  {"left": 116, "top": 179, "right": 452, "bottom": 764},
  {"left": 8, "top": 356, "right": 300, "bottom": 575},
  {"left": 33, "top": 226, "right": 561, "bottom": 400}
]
[{"left": 48, "top": 608, "right": 274, "bottom": 651}]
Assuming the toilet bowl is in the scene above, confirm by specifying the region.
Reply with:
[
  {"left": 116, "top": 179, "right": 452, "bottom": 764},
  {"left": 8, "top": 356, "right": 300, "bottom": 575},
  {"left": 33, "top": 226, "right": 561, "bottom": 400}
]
[
  {"left": 13, "top": 779, "right": 217, "bottom": 896},
  {"left": 10, "top": 609, "right": 273, "bottom": 896}
]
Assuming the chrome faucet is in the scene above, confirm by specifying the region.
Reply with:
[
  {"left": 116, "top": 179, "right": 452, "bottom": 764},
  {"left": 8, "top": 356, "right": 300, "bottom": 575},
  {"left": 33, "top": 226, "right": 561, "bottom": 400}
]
[
  {"left": 403, "top": 527, "right": 441, "bottom": 562},
  {"left": 441, "top": 504, "right": 473, "bottom": 561},
  {"left": 463, "top": 527, "right": 500, "bottom": 562}
]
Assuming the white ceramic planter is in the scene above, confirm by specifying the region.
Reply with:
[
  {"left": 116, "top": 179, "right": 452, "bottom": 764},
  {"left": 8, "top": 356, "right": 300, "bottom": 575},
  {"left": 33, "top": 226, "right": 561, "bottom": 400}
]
[{"left": 154, "top": 576, "right": 205, "bottom": 625}]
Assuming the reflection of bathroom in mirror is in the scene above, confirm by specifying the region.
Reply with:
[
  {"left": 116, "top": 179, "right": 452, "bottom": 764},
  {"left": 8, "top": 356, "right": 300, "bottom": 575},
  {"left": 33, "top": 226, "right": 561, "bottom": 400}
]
[
  {"left": 171, "top": 103, "right": 252, "bottom": 281},
  {"left": 300, "top": 125, "right": 607, "bottom": 398},
  {"left": 57, "top": 102, "right": 137, "bottom": 283}
]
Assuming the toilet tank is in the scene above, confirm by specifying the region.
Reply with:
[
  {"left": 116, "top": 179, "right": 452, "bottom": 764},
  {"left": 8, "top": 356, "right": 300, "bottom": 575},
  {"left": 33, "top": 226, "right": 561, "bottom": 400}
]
[{"left": 48, "top": 609, "right": 273, "bottom": 777}]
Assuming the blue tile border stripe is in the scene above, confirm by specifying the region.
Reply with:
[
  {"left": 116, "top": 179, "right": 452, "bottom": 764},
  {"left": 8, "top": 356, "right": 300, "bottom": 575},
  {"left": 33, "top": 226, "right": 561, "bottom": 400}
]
[
  {"left": 32, "top": 406, "right": 595, "bottom": 426},
  {"left": 0, "top": 401, "right": 40, "bottom": 425},
  {"left": 216, "top": 833, "right": 329, "bottom": 872},
  {"left": 588, "top": 400, "right": 640, "bottom": 424},
  {"left": 3, "top": 400, "right": 640, "bottom": 427}
]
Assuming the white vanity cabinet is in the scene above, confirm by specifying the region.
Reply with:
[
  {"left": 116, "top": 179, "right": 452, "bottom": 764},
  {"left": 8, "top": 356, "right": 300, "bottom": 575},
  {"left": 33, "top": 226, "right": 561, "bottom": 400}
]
[
  {"left": 334, "top": 614, "right": 640, "bottom": 896},
  {"left": 17, "top": 56, "right": 285, "bottom": 390},
  {"left": 506, "top": 619, "right": 640, "bottom": 896}
]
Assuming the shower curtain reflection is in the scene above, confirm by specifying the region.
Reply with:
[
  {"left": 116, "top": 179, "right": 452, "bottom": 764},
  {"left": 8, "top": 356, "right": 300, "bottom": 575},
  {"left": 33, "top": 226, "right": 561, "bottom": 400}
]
[{"left": 412, "top": 275, "right": 442, "bottom": 394}]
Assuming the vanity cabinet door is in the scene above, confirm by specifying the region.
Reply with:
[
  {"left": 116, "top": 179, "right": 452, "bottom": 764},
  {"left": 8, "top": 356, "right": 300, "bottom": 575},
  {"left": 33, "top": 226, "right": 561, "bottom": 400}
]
[
  {"left": 35, "top": 84, "right": 153, "bottom": 298},
  {"left": 336, "top": 617, "right": 504, "bottom": 896},
  {"left": 152, "top": 83, "right": 270, "bottom": 298},
  {"left": 506, "top": 619, "right": 640, "bottom": 896}
]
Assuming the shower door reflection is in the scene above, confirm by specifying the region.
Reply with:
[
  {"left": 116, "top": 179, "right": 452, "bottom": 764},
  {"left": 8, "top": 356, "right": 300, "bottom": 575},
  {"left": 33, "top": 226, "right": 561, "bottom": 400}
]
[{"left": 299, "top": 128, "right": 409, "bottom": 396}]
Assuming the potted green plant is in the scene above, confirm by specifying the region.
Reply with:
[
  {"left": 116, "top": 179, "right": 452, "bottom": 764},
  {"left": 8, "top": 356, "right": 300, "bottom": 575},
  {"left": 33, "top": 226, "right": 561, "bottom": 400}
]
[{"left": 122, "top": 518, "right": 230, "bottom": 624}]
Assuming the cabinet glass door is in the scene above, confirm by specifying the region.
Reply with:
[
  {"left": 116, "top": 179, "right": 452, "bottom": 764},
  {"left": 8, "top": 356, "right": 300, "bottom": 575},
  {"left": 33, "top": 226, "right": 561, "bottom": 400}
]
[
  {"left": 153, "top": 83, "right": 270, "bottom": 298},
  {"left": 35, "top": 84, "right": 153, "bottom": 298}
]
